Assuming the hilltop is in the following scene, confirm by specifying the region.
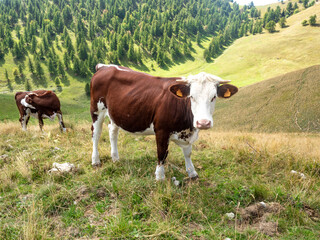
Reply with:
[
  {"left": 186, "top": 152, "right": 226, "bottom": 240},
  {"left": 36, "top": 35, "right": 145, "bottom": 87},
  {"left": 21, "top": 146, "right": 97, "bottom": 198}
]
[
  {"left": 213, "top": 65, "right": 320, "bottom": 132},
  {"left": 202, "top": 3, "right": 320, "bottom": 86}
]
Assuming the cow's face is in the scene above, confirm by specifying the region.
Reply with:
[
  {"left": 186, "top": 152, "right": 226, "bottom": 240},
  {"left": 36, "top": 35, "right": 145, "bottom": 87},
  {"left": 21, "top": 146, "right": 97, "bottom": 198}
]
[{"left": 170, "top": 73, "right": 238, "bottom": 130}]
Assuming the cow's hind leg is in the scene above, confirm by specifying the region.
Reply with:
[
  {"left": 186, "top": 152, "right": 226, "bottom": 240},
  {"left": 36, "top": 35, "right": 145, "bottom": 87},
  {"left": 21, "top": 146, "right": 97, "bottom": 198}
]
[
  {"left": 108, "top": 121, "right": 119, "bottom": 162},
  {"left": 57, "top": 110, "right": 66, "bottom": 132},
  {"left": 91, "top": 103, "right": 107, "bottom": 166},
  {"left": 38, "top": 114, "right": 44, "bottom": 131}
]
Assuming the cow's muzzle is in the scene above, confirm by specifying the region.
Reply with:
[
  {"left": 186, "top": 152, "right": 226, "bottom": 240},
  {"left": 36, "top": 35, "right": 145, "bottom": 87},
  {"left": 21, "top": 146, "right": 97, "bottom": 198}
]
[{"left": 196, "top": 119, "right": 211, "bottom": 129}]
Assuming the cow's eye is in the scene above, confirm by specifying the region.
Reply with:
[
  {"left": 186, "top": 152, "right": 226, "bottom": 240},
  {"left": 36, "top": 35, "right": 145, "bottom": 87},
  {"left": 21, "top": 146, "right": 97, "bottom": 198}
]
[{"left": 211, "top": 96, "right": 216, "bottom": 102}]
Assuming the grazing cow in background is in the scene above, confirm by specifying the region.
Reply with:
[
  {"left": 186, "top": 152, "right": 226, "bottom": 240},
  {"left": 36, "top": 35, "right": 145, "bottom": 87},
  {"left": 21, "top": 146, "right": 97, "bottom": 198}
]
[
  {"left": 90, "top": 64, "right": 238, "bottom": 180},
  {"left": 15, "top": 90, "right": 66, "bottom": 132}
]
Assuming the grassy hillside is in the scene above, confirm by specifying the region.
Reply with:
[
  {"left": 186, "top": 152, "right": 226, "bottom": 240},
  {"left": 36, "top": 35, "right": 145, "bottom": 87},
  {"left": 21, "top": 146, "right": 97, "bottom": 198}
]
[
  {"left": 213, "top": 65, "right": 320, "bottom": 133},
  {"left": 1, "top": 3, "right": 320, "bottom": 100},
  {"left": 0, "top": 123, "right": 319, "bottom": 239},
  {"left": 201, "top": 3, "right": 320, "bottom": 87}
]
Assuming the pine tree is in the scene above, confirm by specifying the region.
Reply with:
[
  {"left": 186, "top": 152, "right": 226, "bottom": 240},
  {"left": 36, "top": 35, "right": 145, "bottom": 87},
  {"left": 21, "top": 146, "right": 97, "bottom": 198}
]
[
  {"left": 35, "top": 60, "right": 44, "bottom": 78},
  {"left": 309, "top": 15, "right": 317, "bottom": 26},
  {"left": 73, "top": 56, "right": 81, "bottom": 74},
  {"left": 7, "top": 78, "right": 13, "bottom": 91},
  {"left": 5, "top": 68, "right": 9, "bottom": 80},
  {"left": 25, "top": 79, "right": 31, "bottom": 91},
  {"left": 58, "top": 60, "right": 66, "bottom": 77},
  {"left": 196, "top": 31, "right": 201, "bottom": 46},
  {"left": 28, "top": 58, "right": 34, "bottom": 74},
  {"left": 48, "top": 58, "right": 57, "bottom": 75},
  {"left": 55, "top": 77, "right": 62, "bottom": 92},
  {"left": 127, "top": 41, "right": 135, "bottom": 62},
  {"left": 64, "top": 52, "right": 70, "bottom": 70},
  {"left": 85, "top": 82, "right": 90, "bottom": 97}
]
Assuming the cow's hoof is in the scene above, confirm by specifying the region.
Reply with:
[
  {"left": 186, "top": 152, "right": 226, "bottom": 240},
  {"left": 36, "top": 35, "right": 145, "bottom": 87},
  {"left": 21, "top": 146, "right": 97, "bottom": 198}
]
[
  {"left": 111, "top": 155, "right": 119, "bottom": 162},
  {"left": 190, "top": 175, "right": 199, "bottom": 181},
  {"left": 92, "top": 162, "right": 102, "bottom": 167}
]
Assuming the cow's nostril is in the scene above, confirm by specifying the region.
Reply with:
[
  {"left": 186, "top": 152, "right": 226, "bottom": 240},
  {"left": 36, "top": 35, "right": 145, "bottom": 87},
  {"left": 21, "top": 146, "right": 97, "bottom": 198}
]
[{"left": 196, "top": 120, "right": 211, "bottom": 129}]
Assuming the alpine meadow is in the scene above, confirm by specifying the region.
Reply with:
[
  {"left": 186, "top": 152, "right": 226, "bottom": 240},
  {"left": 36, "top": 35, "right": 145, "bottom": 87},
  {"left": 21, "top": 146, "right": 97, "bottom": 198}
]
[{"left": 0, "top": 0, "right": 320, "bottom": 239}]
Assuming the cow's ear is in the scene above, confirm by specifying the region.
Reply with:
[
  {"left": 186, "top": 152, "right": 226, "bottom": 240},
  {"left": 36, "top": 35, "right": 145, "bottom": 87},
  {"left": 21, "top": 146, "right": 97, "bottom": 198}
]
[
  {"left": 217, "top": 84, "right": 238, "bottom": 98},
  {"left": 169, "top": 83, "right": 190, "bottom": 98}
]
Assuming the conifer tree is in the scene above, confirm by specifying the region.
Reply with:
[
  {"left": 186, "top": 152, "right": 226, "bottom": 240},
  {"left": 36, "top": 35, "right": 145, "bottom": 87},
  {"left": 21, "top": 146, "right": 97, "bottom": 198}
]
[
  {"left": 64, "top": 52, "right": 70, "bottom": 70},
  {"left": 25, "top": 79, "right": 31, "bottom": 91},
  {"left": 7, "top": 78, "right": 13, "bottom": 91},
  {"left": 85, "top": 82, "right": 90, "bottom": 97},
  {"left": 28, "top": 58, "right": 34, "bottom": 74}
]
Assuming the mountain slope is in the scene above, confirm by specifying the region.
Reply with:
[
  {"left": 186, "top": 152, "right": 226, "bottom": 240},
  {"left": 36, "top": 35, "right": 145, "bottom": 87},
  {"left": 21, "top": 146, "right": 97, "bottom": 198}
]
[
  {"left": 199, "top": 3, "right": 320, "bottom": 87},
  {"left": 213, "top": 65, "right": 320, "bottom": 132}
]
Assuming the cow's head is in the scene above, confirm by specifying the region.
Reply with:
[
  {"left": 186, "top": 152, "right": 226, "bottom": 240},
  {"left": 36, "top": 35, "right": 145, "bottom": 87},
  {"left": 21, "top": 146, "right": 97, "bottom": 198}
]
[
  {"left": 169, "top": 72, "right": 238, "bottom": 130},
  {"left": 20, "top": 93, "right": 37, "bottom": 109},
  {"left": 25, "top": 93, "right": 37, "bottom": 104}
]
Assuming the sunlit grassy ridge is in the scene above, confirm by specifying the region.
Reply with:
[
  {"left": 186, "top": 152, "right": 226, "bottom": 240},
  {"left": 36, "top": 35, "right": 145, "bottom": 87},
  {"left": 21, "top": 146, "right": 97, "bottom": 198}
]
[
  {"left": 214, "top": 65, "right": 320, "bottom": 132},
  {"left": 0, "top": 123, "right": 319, "bottom": 239}
]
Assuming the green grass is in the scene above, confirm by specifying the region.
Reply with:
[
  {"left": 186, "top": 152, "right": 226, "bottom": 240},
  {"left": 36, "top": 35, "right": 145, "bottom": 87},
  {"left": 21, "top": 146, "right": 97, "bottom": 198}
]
[{"left": 0, "top": 123, "right": 319, "bottom": 239}]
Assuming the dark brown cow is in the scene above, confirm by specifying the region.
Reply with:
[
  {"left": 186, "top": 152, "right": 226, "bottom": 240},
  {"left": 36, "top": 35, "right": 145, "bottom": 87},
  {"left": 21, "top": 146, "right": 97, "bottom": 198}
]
[
  {"left": 90, "top": 64, "right": 238, "bottom": 180},
  {"left": 15, "top": 90, "right": 66, "bottom": 132}
]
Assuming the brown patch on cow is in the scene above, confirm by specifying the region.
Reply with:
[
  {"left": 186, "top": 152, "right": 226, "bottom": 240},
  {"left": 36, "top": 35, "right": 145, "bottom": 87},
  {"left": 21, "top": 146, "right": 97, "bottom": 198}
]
[{"left": 236, "top": 202, "right": 284, "bottom": 236}]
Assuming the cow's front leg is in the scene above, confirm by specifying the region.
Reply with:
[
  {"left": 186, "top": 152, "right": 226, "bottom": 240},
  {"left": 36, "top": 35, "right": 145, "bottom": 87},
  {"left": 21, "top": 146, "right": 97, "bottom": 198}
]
[
  {"left": 20, "top": 114, "right": 29, "bottom": 131},
  {"left": 108, "top": 122, "right": 119, "bottom": 162},
  {"left": 181, "top": 145, "right": 198, "bottom": 179},
  {"left": 155, "top": 131, "right": 170, "bottom": 181},
  {"left": 91, "top": 111, "right": 106, "bottom": 166}
]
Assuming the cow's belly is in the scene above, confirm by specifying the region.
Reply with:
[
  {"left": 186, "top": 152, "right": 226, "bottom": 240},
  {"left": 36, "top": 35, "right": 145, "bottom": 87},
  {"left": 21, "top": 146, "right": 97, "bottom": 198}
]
[
  {"left": 26, "top": 108, "right": 56, "bottom": 120},
  {"left": 129, "top": 123, "right": 155, "bottom": 135}
]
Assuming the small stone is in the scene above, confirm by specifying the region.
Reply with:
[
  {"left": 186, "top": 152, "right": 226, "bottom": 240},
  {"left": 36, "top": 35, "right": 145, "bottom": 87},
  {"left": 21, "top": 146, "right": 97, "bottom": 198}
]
[
  {"left": 171, "top": 177, "right": 180, "bottom": 186},
  {"left": 259, "top": 201, "right": 267, "bottom": 208},
  {"left": 225, "top": 212, "right": 235, "bottom": 220}
]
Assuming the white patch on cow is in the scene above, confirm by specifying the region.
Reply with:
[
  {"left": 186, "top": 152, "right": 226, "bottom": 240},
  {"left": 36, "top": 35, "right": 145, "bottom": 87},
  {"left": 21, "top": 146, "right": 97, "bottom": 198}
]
[
  {"left": 132, "top": 123, "right": 155, "bottom": 135},
  {"left": 21, "top": 97, "right": 35, "bottom": 109},
  {"left": 182, "top": 72, "right": 231, "bottom": 129},
  {"left": 108, "top": 122, "right": 120, "bottom": 162},
  {"left": 155, "top": 164, "right": 165, "bottom": 181},
  {"left": 92, "top": 100, "right": 107, "bottom": 166},
  {"left": 97, "top": 63, "right": 129, "bottom": 72}
]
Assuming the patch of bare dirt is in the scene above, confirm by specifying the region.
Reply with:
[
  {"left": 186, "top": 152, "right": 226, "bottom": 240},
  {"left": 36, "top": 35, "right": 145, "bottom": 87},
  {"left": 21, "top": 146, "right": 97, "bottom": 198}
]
[
  {"left": 74, "top": 185, "right": 90, "bottom": 204},
  {"left": 236, "top": 202, "right": 284, "bottom": 236}
]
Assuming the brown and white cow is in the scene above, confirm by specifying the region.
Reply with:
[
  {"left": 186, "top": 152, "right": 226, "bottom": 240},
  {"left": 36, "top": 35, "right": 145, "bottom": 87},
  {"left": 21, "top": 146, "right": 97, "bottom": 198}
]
[
  {"left": 90, "top": 64, "right": 238, "bottom": 180},
  {"left": 15, "top": 90, "right": 66, "bottom": 132}
]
